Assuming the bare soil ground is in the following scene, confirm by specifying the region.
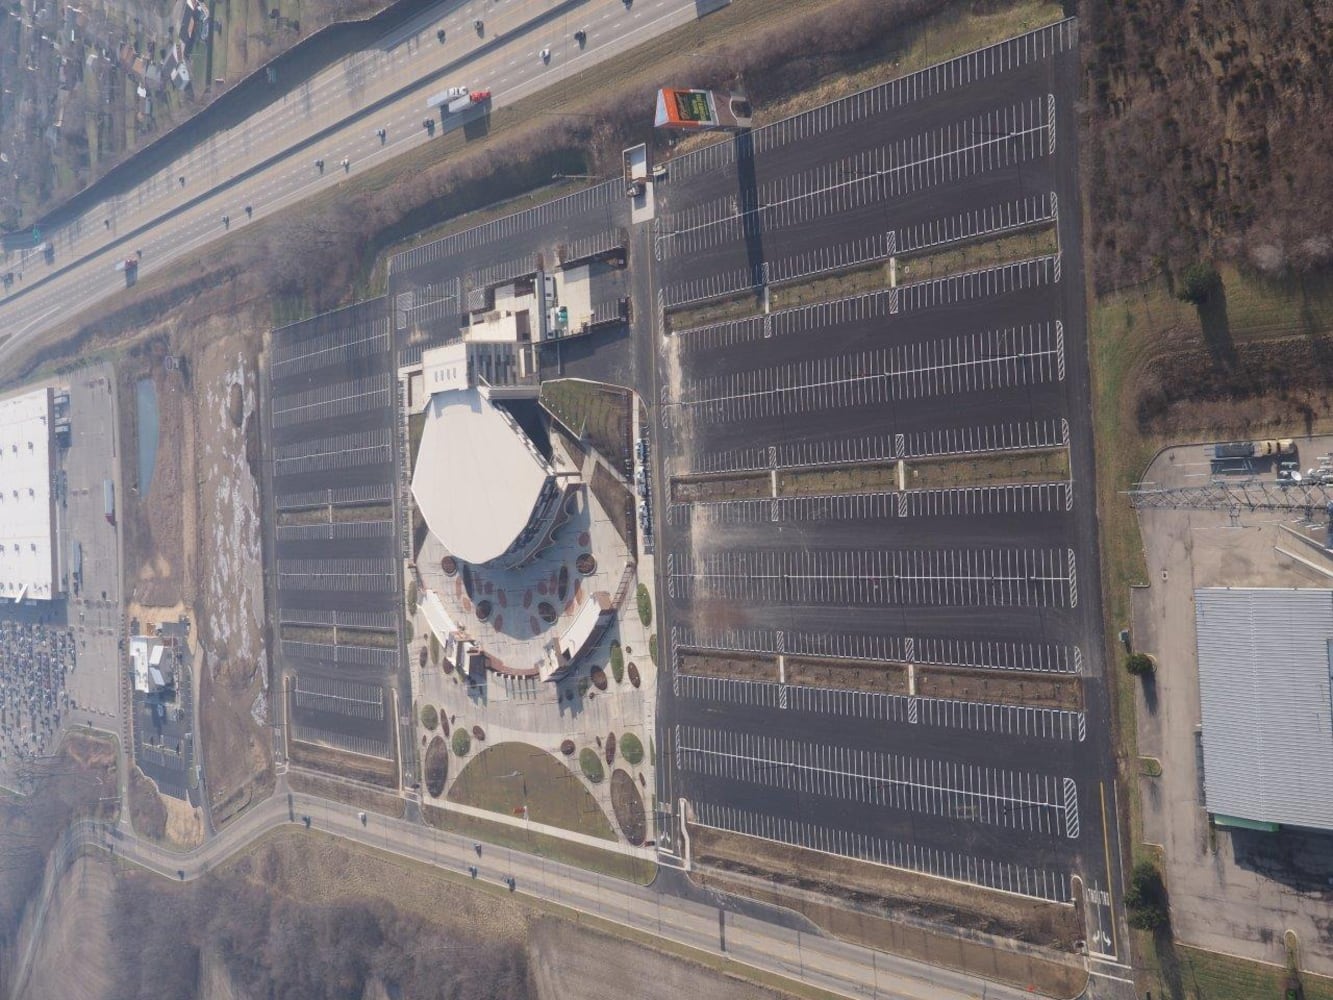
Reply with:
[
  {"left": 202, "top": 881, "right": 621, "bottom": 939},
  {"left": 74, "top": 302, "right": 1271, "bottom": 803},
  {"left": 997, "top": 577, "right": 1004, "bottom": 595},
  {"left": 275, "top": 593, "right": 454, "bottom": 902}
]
[
  {"left": 528, "top": 917, "right": 795, "bottom": 1000},
  {"left": 672, "top": 473, "right": 772, "bottom": 503},
  {"left": 186, "top": 316, "right": 273, "bottom": 826},
  {"left": 539, "top": 380, "right": 633, "bottom": 470},
  {"left": 779, "top": 464, "right": 898, "bottom": 496},
  {"left": 678, "top": 652, "right": 778, "bottom": 683},
  {"left": 690, "top": 826, "right": 1085, "bottom": 997},
  {"left": 897, "top": 225, "right": 1059, "bottom": 283},
  {"left": 904, "top": 447, "right": 1070, "bottom": 489},
  {"left": 609, "top": 768, "right": 646, "bottom": 846},
  {"left": 787, "top": 658, "right": 909, "bottom": 695},
  {"left": 590, "top": 463, "right": 636, "bottom": 552},
  {"left": 288, "top": 738, "right": 399, "bottom": 788},
  {"left": 915, "top": 667, "right": 1082, "bottom": 711},
  {"left": 14, "top": 856, "right": 117, "bottom": 1000}
]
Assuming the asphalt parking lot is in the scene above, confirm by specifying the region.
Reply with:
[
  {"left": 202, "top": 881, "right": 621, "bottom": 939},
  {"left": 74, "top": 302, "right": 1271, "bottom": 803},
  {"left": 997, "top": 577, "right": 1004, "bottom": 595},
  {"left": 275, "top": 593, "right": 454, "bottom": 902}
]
[
  {"left": 650, "top": 19, "right": 1122, "bottom": 937},
  {"left": 263, "top": 300, "right": 404, "bottom": 772}
]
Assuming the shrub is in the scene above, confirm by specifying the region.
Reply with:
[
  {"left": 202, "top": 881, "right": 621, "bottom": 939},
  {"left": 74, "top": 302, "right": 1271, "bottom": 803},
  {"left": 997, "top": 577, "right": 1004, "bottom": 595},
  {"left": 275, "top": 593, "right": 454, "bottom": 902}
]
[
  {"left": 636, "top": 584, "right": 652, "bottom": 627},
  {"left": 429, "top": 632, "right": 441, "bottom": 665},
  {"left": 419, "top": 704, "right": 438, "bottom": 731},
  {"left": 451, "top": 728, "right": 472, "bottom": 757},
  {"left": 1125, "top": 860, "right": 1170, "bottom": 930},
  {"left": 404, "top": 620, "right": 414, "bottom": 641},
  {"left": 560, "top": 739, "right": 575, "bottom": 756},
  {"left": 579, "top": 747, "right": 605, "bottom": 783},
  {"left": 620, "top": 732, "right": 644, "bottom": 765},
  {"left": 407, "top": 579, "right": 418, "bottom": 616},
  {"left": 605, "top": 732, "right": 617, "bottom": 765},
  {"left": 1126, "top": 652, "right": 1156, "bottom": 676},
  {"left": 1178, "top": 261, "right": 1221, "bottom": 305},
  {"left": 648, "top": 634, "right": 657, "bottom": 666},
  {"left": 609, "top": 642, "right": 624, "bottom": 683}
]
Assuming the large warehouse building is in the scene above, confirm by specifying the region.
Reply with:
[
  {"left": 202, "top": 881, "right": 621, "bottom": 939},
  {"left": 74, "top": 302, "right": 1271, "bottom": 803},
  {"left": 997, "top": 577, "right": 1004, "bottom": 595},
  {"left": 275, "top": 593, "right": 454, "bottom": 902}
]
[
  {"left": 1194, "top": 587, "right": 1333, "bottom": 832},
  {"left": 0, "top": 387, "right": 59, "bottom": 603}
]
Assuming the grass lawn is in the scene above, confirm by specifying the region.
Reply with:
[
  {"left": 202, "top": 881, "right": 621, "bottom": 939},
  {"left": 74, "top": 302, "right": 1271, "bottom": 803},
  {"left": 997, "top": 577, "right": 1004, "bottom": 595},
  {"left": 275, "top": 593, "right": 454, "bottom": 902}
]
[
  {"left": 424, "top": 805, "right": 655, "bottom": 885},
  {"left": 447, "top": 742, "right": 615, "bottom": 841},
  {"left": 1135, "top": 941, "right": 1333, "bottom": 1000},
  {"left": 539, "top": 380, "right": 631, "bottom": 469}
]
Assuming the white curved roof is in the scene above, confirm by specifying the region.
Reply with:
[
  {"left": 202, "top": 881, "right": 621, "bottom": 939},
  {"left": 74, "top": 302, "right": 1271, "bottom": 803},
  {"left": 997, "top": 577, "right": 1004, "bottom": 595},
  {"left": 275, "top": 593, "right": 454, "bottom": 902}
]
[{"left": 411, "top": 388, "right": 552, "bottom": 565}]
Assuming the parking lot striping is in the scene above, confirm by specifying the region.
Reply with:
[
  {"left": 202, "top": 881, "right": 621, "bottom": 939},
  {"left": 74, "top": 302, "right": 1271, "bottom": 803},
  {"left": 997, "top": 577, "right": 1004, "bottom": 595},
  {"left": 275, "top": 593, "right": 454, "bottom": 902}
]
[
  {"left": 663, "top": 262, "right": 763, "bottom": 309},
  {"left": 692, "top": 801, "right": 1071, "bottom": 903},
  {"left": 687, "top": 419, "right": 1066, "bottom": 476},
  {"left": 678, "top": 323, "right": 1063, "bottom": 425},
  {"left": 899, "top": 481, "right": 1072, "bottom": 518},
  {"left": 667, "top": 19, "right": 1077, "bottom": 183},
  {"left": 390, "top": 180, "right": 618, "bottom": 273},
  {"left": 668, "top": 490, "right": 899, "bottom": 526},
  {"left": 270, "top": 324, "right": 390, "bottom": 376},
  {"left": 279, "top": 608, "right": 398, "bottom": 632},
  {"left": 660, "top": 98, "right": 1051, "bottom": 259},
  {"left": 271, "top": 372, "right": 392, "bottom": 429},
  {"left": 896, "top": 254, "right": 1060, "bottom": 313},
  {"left": 276, "top": 483, "right": 394, "bottom": 511},
  {"left": 276, "top": 557, "right": 397, "bottom": 593},
  {"left": 281, "top": 640, "right": 400, "bottom": 670},
  {"left": 672, "top": 625, "right": 1080, "bottom": 675},
  {"left": 276, "top": 519, "right": 395, "bottom": 542},
  {"left": 671, "top": 546, "right": 1079, "bottom": 608},
  {"left": 293, "top": 676, "right": 385, "bottom": 721},
  {"left": 674, "top": 674, "right": 1086, "bottom": 742},
  {"left": 896, "top": 192, "right": 1056, "bottom": 255},
  {"left": 676, "top": 726, "right": 1079, "bottom": 837},
  {"left": 273, "top": 428, "right": 393, "bottom": 475},
  {"left": 290, "top": 725, "right": 393, "bottom": 761},
  {"left": 397, "top": 284, "right": 460, "bottom": 331},
  {"left": 469, "top": 253, "right": 540, "bottom": 292}
]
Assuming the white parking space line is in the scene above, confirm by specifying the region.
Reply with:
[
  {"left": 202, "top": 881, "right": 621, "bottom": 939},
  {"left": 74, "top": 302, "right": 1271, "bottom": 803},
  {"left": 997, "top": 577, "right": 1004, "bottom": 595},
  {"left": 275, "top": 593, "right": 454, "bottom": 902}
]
[
  {"left": 276, "top": 557, "right": 397, "bottom": 593},
  {"left": 660, "top": 98, "right": 1052, "bottom": 261},
  {"left": 270, "top": 323, "right": 390, "bottom": 376},
  {"left": 693, "top": 801, "right": 1071, "bottom": 902},
  {"left": 669, "top": 547, "right": 1079, "bottom": 608},
  {"left": 292, "top": 676, "right": 386, "bottom": 721},
  {"left": 270, "top": 372, "right": 392, "bottom": 429},
  {"left": 678, "top": 322, "right": 1064, "bottom": 425},
  {"left": 276, "top": 519, "right": 395, "bottom": 542},
  {"left": 272, "top": 428, "right": 393, "bottom": 476},
  {"left": 278, "top": 608, "right": 397, "bottom": 631},
  {"left": 275, "top": 483, "right": 394, "bottom": 512},
  {"left": 668, "top": 480, "right": 1072, "bottom": 526},
  {"left": 673, "top": 673, "right": 1086, "bottom": 742},
  {"left": 687, "top": 418, "right": 1068, "bottom": 476},
  {"left": 668, "top": 19, "right": 1077, "bottom": 181},
  {"left": 672, "top": 624, "right": 1082, "bottom": 675},
  {"left": 281, "top": 640, "right": 399, "bottom": 670},
  {"left": 676, "top": 725, "right": 1080, "bottom": 837}
]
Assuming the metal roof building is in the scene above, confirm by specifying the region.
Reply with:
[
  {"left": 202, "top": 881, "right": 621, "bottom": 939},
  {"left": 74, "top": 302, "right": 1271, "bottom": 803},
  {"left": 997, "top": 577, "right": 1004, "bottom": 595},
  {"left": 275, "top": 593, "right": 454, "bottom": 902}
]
[
  {"left": 1194, "top": 588, "right": 1333, "bottom": 831},
  {"left": 0, "top": 387, "right": 58, "bottom": 603}
]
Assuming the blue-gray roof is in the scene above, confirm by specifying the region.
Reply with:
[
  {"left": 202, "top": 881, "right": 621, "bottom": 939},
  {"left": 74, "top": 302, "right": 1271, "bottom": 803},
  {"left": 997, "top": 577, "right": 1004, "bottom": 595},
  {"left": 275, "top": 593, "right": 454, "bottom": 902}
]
[{"left": 1195, "top": 588, "right": 1333, "bottom": 831}]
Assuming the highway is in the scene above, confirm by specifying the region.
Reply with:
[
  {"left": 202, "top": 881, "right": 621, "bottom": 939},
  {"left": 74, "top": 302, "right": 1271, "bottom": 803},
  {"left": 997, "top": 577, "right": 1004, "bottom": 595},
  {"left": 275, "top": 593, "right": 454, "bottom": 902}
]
[
  {"left": 0, "top": 0, "right": 707, "bottom": 368},
  {"left": 22, "top": 779, "right": 1051, "bottom": 1000}
]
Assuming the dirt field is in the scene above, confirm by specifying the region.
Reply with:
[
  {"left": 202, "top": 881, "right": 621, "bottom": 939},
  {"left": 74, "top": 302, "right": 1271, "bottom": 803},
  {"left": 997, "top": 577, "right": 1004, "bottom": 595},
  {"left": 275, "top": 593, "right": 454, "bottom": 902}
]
[
  {"left": 786, "top": 658, "right": 909, "bottom": 695},
  {"left": 915, "top": 667, "right": 1083, "bottom": 710},
  {"left": 13, "top": 856, "right": 118, "bottom": 1000},
  {"left": 286, "top": 768, "right": 408, "bottom": 819},
  {"left": 673, "top": 473, "right": 772, "bottom": 503},
  {"left": 678, "top": 652, "right": 778, "bottom": 683},
  {"left": 186, "top": 316, "right": 273, "bottom": 826}
]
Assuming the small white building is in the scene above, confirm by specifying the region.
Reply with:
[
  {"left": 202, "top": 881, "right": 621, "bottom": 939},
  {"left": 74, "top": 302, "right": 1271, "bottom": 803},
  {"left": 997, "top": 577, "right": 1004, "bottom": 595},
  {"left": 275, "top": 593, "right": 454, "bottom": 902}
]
[{"left": 130, "top": 636, "right": 174, "bottom": 694}]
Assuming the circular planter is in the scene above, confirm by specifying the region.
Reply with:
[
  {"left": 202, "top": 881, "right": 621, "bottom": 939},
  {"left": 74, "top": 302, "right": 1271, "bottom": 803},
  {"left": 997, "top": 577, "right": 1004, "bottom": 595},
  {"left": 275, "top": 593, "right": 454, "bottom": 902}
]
[
  {"left": 441, "top": 555, "right": 458, "bottom": 576},
  {"left": 605, "top": 732, "right": 617, "bottom": 765},
  {"left": 590, "top": 666, "right": 608, "bottom": 691},
  {"left": 476, "top": 600, "right": 493, "bottom": 622},
  {"left": 558, "top": 565, "right": 570, "bottom": 601},
  {"left": 627, "top": 662, "right": 641, "bottom": 688},
  {"left": 538, "top": 601, "right": 557, "bottom": 624},
  {"left": 576, "top": 553, "right": 596, "bottom": 575},
  {"left": 560, "top": 739, "right": 575, "bottom": 756},
  {"left": 424, "top": 736, "right": 448, "bottom": 797},
  {"left": 451, "top": 728, "right": 471, "bottom": 758},
  {"left": 611, "top": 769, "right": 646, "bottom": 845},
  {"left": 471, "top": 725, "right": 486, "bottom": 742}
]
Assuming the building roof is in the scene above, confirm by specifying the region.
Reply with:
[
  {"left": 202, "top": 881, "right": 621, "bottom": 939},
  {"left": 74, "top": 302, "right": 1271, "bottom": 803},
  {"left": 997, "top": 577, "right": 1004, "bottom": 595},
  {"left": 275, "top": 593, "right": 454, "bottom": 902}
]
[
  {"left": 1194, "top": 587, "right": 1333, "bottom": 831},
  {"left": 0, "top": 387, "right": 56, "bottom": 602},
  {"left": 411, "top": 387, "right": 552, "bottom": 565}
]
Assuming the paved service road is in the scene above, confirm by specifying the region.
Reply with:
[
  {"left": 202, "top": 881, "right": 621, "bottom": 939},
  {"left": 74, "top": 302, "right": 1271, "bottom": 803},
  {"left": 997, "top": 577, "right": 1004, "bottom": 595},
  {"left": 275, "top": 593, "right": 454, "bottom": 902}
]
[
  {"left": 44, "top": 782, "right": 1047, "bottom": 1000},
  {"left": 0, "top": 0, "right": 709, "bottom": 367}
]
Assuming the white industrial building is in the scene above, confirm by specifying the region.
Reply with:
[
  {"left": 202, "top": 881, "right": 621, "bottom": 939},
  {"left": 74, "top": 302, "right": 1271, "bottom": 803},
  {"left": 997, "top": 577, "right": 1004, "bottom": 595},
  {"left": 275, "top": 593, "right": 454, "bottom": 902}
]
[
  {"left": 0, "top": 387, "right": 59, "bottom": 603},
  {"left": 1194, "top": 587, "right": 1333, "bottom": 832}
]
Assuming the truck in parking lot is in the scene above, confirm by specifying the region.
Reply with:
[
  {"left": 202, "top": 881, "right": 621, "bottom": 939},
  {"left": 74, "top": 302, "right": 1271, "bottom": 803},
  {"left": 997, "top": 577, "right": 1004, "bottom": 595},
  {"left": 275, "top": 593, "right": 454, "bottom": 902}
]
[{"left": 1213, "top": 439, "right": 1295, "bottom": 459}]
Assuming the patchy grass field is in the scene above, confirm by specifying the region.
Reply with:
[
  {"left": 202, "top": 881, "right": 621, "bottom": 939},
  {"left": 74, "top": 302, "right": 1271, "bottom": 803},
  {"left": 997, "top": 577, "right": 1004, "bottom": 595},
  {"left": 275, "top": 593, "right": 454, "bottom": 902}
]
[
  {"left": 447, "top": 742, "right": 615, "bottom": 841},
  {"left": 540, "top": 380, "right": 632, "bottom": 470}
]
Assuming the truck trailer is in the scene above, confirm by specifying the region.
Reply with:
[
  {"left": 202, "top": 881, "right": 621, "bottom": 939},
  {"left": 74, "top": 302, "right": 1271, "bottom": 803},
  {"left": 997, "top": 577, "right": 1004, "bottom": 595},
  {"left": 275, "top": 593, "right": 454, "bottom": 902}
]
[
  {"left": 103, "top": 479, "right": 115, "bottom": 525},
  {"left": 446, "top": 89, "right": 490, "bottom": 114}
]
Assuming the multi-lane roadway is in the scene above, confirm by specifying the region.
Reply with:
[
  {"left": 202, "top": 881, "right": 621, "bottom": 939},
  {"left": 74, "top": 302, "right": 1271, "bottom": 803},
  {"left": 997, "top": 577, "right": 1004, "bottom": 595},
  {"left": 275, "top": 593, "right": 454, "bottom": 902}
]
[{"left": 0, "top": 0, "right": 712, "bottom": 368}]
